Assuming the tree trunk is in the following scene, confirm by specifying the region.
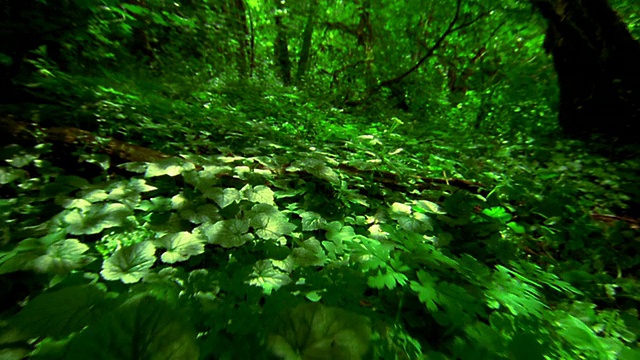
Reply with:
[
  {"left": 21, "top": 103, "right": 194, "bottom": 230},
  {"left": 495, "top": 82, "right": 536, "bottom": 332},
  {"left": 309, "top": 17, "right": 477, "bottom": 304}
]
[
  {"left": 532, "top": 0, "right": 640, "bottom": 138},
  {"left": 295, "top": 0, "right": 318, "bottom": 85},
  {"left": 273, "top": 0, "right": 292, "bottom": 85},
  {"left": 229, "top": 0, "right": 250, "bottom": 79}
]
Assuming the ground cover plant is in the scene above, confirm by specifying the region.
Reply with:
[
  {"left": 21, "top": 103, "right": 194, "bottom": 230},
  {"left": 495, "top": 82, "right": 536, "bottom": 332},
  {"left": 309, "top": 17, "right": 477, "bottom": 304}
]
[{"left": 1, "top": 0, "right": 639, "bottom": 359}]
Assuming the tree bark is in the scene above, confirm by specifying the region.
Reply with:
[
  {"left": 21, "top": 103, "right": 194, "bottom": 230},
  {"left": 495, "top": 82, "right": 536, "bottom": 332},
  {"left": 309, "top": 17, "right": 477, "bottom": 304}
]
[
  {"left": 295, "top": 0, "right": 318, "bottom": 84},
  {"left": 229, "top": 0, "right": 251, "bottom": 79},
  {"left": 532, "top": 0, "right": 640, "bottom": 138},
  {"left": 273, "top": 0, "right": 292, "bottom": 85}
]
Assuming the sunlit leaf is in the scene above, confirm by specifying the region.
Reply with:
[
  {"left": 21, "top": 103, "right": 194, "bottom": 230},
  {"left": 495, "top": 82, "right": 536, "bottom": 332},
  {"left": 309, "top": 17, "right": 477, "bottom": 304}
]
[
  {"left": 63, "top": 203, "right": 133, "bottom": 235},
  {"left": 242, "top": 184, "right": 275, "bottom": 205},
  {"left": 248, "top": 203, "right": 296, "bottom": 240},
  {"left": 203, "top": 187, "right": 241, "bottom": 208},
  {"left": 101, "top": 241, "right": 156, "bottom": 283},
  {"left": 414, "top": 200, "right": 446, "bottom": 214},
  {"left": 410, "top": 270, "right": 439, "bottom": 312},
  {"left": 300, "top": 211, "right": 326, "bottom": 231},
  {"left": 483, "top": 207, "right": 512, "bottom": 223},
  {"left": 199, "top": 219, "right": 253, "bottom": 247},
  {"left": 33, "top": 239, "right": 94, "bottom": 274},
  {"left": 291, "top": 238, "right": 326, "bottom": 267},
  {"left": 145, "top": 157, "right": 194, "bottom": 177},
  {"left": 155, "top": 231, "right": 205, "bottom": 264},
  {"left": 390, "top": 202, "right": 433, "bottom": 232},
  {"left": 248, "top": 259, "right": 292, "bottom": 294}
]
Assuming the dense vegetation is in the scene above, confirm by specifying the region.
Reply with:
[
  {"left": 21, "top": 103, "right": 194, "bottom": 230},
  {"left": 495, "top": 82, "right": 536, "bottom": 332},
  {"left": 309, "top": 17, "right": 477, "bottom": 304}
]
[{"left": 1, "top": 0, "right": 639, "bottom": 359}]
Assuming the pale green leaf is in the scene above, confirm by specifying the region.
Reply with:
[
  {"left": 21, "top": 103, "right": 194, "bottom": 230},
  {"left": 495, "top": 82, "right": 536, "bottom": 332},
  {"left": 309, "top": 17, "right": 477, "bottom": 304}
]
[
  {"left": 248, "top": 203, "right": 296, "bottom": 240},
  {"left": 33, "top": 239, "right": 94, "bottom": 274},
  {"left": 242, "top": 184, "right": 275, "bottom": 205},
  {"left": 291, "top": 238, "right": 326, "bottom": 267},
  {"left": 145, "top": 157, "right": 195, "bottom": 177},
  {"left": 63, "top": 203, "right": 133, "bottom": 235},
  {"left": 0, "top": 167, "right": 27, "bottom": 184},
  {"left": 300, "top": 211, "right": 326, "bottom": 231},
  {"left": 414, "top": 200, "right": 446, "bottom": 214},
  {"left": 155, "top": 231, "right": 205, "bottom": 264},
  {"left": 199, "top": 219, "right": 253, "bottom": 247},
  {"left": 100, "top": 241, "right": 156, "bottom": 283},
  {"left": 248, "top": 260, "right": 292, "bottom": 294},
  {"left": 204, "top": 187, "right": 241, "bottom": 208}
]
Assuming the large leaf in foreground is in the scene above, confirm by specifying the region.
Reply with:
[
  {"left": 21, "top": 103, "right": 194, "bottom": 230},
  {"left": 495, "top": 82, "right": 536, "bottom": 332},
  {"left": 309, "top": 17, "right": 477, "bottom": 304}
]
[
  {"left": 269, "top": 303, "right": 371, "bottom": 360},
  {"left": 63, "top": 296, "right": 199, "bottom": 360},
  {"left": 2, "top": 285, "right": 106, "bottom": 342}
]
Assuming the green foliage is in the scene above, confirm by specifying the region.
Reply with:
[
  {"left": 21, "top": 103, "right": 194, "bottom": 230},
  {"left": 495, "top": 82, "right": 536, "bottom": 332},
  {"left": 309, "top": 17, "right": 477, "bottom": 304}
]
[{"left": 1, "top": 0, "right": 640, "bottom": 359}]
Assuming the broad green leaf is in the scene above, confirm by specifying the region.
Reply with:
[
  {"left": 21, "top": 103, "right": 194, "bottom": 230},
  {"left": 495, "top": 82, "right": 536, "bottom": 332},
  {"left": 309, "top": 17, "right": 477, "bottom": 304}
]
[
  {"left": 179, "top": 204, "right": 220, "bottom": 224},
  {"left": 63, "top": 203, "right": 133, "bottom": 235},
  {"left": 483, "top": 207, "right": 512, "bottom": 223},
  {"left": 291, "top": 238, "right": 326, "bottom": 266},
  {"left": 414, "top": 199, "right": 446, "bottom": 214},
  {"left": 0, "top": 167, "right": 27, "bottom": 184},
  {"left": 6, "top": 153, "right": 38, "bottom": 168},
  {"left": 145, "top": 157, "right": 194, "bottom": 177},
  {"left": 248, "top": 204, "right": 296, "bottom": 240},
  {"left": 33, "top": 239, "right": 94, "bottom": 274},
  {"left": 101, "top": 241, "right": 156, "bottom": 283},
  {"left": 4, "top": 285, "right": 106, "bottom": 342},
  {"left": 199, "top": 219, "right": 253, "bottom": 247},
  {"left": 108, "top": 179, "right": 156, "bottom": 207},
  {"left": 507, "top": 222, "right": 526, "bottom": 234},
  {"left": 390, "top": 203, "right": 433, "bottom": 232},
  {"left": 291, "top": 158, "right": 340, "bottom": 184},
  {"left": 300, "top": 211, "right": 326, "bottom": 231},
  {"left": 155, "top": 231, "right": 205, "bottom": 264},
  {"left": 0, "top": 252, "right": 40, "bottom": 275},
  {"left": 0, "top": 234, "right": 70, "bottom": 274},
  {"left": 248, "top": 260, "right": 292, "bottom": 294},
  {"left": 390, "top": 202, "right": 411, "bottom": 216},
  {"left": 268, "top": 303, "right": 370, "bottom": 360},
  {"left": 203, "top": 187, "right": 241, "bottom": 208},
  {"left": 118, "top": 178, "right": 157, "bottom": 193},
  {"left": 80, "top": 189, "right": 108, "bottom": 203},
  {"left": 63, "top": 198, "right": 92, "bottom": 210},
  {"left": 64, "top": 296, "right": 199, "bottom": 360},
  {"left": 325, "top": 221, "right": 355, "bottom": 242},
  {"left": 242, "top": 184, "right": 275, "bottom": 205}
]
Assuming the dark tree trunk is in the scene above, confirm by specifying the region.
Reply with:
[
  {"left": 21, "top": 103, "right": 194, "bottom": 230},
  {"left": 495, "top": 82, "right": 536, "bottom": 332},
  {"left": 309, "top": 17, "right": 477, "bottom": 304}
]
[
  {"left": 295, "top": 0, "right": 318, "bottom": 85},
  {"left": 273, "top": 0, "right": 292, "bottom": 85},
  {"left": 532, "top": 0, "right": 640, "bottom": 138}
]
